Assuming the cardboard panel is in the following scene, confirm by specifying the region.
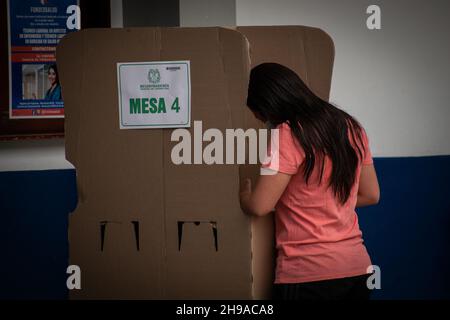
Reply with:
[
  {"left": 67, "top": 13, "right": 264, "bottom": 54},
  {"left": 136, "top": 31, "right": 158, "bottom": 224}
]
[
  {"left": 237, "top": 26, "right": 334, "bottom": 101},
  {"left": 58, "top": 27, "right": 253, "bottom": 299},
  {"left": 58, "top": 29, "right": 166, "bottom": 222},
  {"left": 69, "top": 214, "right": 164, "bottom": 299},
  {"left": 58, "top": 25, "right": 334, "bottom": 300},
  {"left": 161, "top": 28, "right": 252, "bottom": 299}
]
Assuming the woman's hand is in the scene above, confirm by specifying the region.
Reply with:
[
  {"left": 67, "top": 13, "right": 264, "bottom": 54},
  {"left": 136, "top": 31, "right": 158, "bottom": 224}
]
[
  {"left": 239, "top": 173, "right": 291, "bottom": 216},
  {"left": 239, "top": 179, "right": 253, "bottom": 215}
]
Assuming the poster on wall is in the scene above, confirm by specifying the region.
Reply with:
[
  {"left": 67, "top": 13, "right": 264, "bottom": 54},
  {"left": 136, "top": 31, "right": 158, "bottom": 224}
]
[{"left": 7, "top": 0, "right": 79, "bottom": 119}]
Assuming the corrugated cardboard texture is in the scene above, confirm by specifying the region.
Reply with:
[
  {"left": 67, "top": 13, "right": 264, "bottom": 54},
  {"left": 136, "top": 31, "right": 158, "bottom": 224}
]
[
  {"left": 58, "top": 25, "right": 334, "bottom": 300},
  {"left": 58, "top": 27, "right": 253, "bottom": 299}
]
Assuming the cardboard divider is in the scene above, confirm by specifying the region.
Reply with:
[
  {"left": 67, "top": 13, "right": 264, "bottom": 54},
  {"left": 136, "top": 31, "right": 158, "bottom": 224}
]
[{"left": 57, "top": 25, "right": 334, "bottom": 299}]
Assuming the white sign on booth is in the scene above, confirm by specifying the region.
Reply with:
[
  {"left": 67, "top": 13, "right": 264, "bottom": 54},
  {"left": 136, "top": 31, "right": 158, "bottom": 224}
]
[{"left": 117, "top": 61, "right": 191, "bottom": 129}]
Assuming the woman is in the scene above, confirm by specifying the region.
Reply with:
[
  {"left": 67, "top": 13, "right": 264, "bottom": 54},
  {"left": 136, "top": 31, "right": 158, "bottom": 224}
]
[
  {"left": 45, "top": 64, "right": 62, "bottom": 100},
  {"left": 240, "top": 63, "right": 380, "bottom": 300}
]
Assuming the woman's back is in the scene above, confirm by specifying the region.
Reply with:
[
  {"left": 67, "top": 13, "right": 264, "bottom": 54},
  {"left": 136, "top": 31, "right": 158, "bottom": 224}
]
[{"left": 264, "top": 123, "right": 373, "bottom": 284}]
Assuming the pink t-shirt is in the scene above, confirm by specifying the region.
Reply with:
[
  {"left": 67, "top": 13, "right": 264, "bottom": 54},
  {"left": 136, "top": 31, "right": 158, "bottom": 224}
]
[{"left": 263, "top": 122, "right": 373, "bottom": 284}]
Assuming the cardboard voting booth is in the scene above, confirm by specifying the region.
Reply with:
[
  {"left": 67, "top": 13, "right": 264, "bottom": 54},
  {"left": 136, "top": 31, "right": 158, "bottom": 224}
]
[{"left": 57, "top": 26, "right": 334, "bottom": 299}]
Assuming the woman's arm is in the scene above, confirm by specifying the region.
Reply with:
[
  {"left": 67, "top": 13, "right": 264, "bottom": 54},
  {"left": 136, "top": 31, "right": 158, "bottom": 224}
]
[
  {"left": 356, "top": 164, "right": 380, "bottom": 207},
  {"left": 239, "top": 172, "right": 292, "bottom": 216}
]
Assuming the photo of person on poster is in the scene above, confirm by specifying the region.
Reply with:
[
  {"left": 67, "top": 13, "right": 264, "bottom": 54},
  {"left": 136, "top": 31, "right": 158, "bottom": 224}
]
[{"left": 45, "top": 64, "right": 62, "bottom": 101}]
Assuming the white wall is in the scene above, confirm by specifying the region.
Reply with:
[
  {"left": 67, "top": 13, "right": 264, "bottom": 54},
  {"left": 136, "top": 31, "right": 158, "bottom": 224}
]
[
  {"left": 0, "top": 139, "right": 73, "bottom": 172},
  {"left": 237, "top": 0, "right": 450, "bottom": 157},
  {"left": 180, "top": 0, "right": 235, "bottom": 27},
  {"left": 3, "top": 0, "right": 448, "bottom": 173},
  {"left": 110, "top": 0, "right": 123, "bottom": 28}
]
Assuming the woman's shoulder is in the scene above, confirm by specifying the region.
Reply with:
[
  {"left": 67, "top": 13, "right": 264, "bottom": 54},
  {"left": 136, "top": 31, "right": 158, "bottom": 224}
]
[
  {"left": 274, "top": 122, "right": 293, "bottom": 137},
  {"left": 274, "top": 122, "right": 304, "bottom": 156}
]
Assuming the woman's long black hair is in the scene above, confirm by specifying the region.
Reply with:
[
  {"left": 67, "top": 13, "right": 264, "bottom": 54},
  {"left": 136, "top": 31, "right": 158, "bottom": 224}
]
[{"left": 247, "top": 63, "right": 366, "bottom": 204}]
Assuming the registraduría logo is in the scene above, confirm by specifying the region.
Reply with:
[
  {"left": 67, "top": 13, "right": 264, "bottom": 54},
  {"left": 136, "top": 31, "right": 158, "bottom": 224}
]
[{"left": 148, "top": 68, "right": 161, "bottom": 84}]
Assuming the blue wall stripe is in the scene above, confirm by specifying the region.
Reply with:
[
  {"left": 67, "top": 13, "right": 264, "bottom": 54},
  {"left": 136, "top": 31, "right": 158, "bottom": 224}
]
[
  {"left": 0, "top": 169, "right": 77, "bottom": 300},
  {"left": 1, "top": 156, "right": 449, "bottom": 299},
  {"left": 358, "top": 155, "right": 450, "bottom": 299}
]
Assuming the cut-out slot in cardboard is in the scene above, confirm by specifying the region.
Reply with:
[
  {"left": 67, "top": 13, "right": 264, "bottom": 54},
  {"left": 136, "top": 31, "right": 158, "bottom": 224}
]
[
  {"left": 177, "top": 221, "right": 218, "bottom": 252},
  {"left": 100, "top": 221, "right": 122, "bottom": 252},
  {"left": 131, "top": 221, "right": 140, "bottom": 251},
  {"left": 100, "top": 221, "right": 140, "bottom": 252}
]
